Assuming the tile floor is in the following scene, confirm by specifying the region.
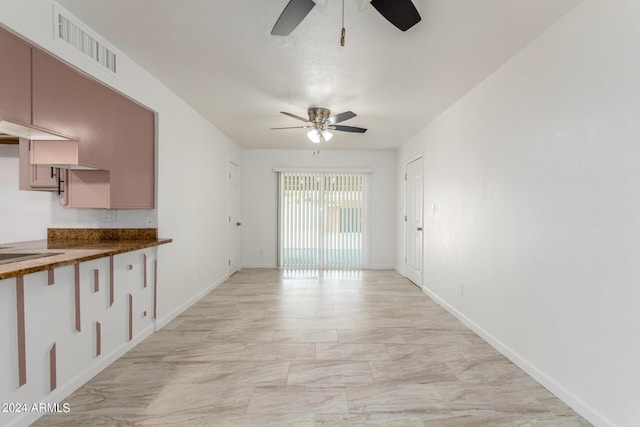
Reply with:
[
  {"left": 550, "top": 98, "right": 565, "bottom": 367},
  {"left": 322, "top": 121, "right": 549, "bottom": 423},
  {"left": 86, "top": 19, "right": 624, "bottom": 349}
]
[{"left": 36, "top": 269, "right": 591, "bottom": 426}]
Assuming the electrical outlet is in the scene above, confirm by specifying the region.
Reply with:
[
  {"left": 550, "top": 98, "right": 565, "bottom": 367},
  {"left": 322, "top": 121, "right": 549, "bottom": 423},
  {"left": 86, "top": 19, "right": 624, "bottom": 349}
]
[{"left": 102, "top": 209, "right": 117, "bottom": 222}]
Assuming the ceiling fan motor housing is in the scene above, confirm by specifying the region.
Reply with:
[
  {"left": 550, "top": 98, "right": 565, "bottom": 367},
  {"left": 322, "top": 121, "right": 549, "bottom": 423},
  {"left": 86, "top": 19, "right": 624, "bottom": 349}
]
[
  {"left": 308, "top": 107, "right": 331, "bottom": 122},
  {"left": 308, "top": 107, "right": 331, "bottom": 130}
]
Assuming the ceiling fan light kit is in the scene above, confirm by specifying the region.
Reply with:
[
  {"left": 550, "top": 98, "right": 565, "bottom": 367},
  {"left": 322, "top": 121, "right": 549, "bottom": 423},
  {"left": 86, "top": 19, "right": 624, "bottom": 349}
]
[{"left": 307, "top": 129, "right": 333, "bottom": 143}]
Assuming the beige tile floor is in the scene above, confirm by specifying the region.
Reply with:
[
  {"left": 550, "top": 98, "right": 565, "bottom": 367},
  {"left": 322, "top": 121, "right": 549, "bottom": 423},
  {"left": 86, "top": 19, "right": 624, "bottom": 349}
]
[{"left": 37, "top": 269, "right": 591, "bottom": 426}]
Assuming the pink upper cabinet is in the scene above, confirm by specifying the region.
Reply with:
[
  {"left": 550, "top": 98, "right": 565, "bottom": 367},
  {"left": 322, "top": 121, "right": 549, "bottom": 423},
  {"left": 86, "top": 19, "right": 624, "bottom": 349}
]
[
  {"left": 0, "top": 27, "right": 31, "bottom": 125},
  {"left": 30, "top": 49, "right": 155, "bottom": 209},
  {"left": 109, "top": 101, "right": 155, "bottom": 209},
  {"left": 32, "top": 49, "right": 114, "bottom": 170}
]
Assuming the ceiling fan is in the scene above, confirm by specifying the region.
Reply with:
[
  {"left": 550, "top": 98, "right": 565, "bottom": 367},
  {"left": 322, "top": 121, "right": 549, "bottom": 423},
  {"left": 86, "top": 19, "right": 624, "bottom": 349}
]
[
  {"left": 271, "top": 107, "right": 367, "bottom": 143},
  {"left": 271, "top": 0, "right": 422, "bottom": 37}
]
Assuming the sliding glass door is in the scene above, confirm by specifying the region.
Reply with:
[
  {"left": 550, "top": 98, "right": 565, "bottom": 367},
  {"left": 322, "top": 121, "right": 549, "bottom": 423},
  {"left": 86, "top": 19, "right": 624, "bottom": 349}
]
[{"left": 278, "top": 171, "right": 367, "bottom": 269}]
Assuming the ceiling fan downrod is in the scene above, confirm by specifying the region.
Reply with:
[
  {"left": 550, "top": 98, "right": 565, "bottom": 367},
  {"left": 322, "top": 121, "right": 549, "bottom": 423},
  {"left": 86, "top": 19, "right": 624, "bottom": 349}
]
[{"left": 340, "top": 0, "right": 346, "bottom": 46}]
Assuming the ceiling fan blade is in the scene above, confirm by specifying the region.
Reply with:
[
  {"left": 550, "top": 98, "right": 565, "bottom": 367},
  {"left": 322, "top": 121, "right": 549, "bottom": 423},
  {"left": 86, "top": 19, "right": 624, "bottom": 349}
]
[
  {"left": 332, "top": 125, "right": 367, "bottom": 133},
  {"left": 328, "top": 111, "right": 357, "bottom": 124},
  {"left": 280, "top": 111, "right": 311, "bottom": 122},
  {"left": 271, "top": 126, "right": 312, "bottom": 130},
  {"left": 271, "top": 0, "right": 316, "bottom": 36},
  {"left": 370, "top": 0, "right": 421, "bottom": 31}
]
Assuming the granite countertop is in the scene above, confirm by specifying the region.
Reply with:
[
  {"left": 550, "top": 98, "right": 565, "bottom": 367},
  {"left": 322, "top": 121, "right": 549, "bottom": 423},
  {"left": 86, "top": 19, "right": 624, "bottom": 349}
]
[{"left": 0, "top": 228, "right": 172, "bottom": 280}]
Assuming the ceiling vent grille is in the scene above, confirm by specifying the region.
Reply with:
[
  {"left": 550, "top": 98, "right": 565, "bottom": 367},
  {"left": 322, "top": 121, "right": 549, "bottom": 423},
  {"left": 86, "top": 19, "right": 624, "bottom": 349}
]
[{"left": 56, "top": 13, "right": 117, "bottom": 73}]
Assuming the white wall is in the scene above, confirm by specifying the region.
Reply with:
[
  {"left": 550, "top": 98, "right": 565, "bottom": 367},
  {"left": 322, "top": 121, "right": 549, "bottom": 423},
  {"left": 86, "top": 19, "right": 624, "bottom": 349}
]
[
  {"left": 0, "top": 145, "right": 56, "bottom": 242},
  {"left": 242, "top": 149, "right": 395, "bottom": 269},
  {"left": 0, "top": 1, "right": 241, "bottom": 326},
  {"left": 396, "top": 1, "right": 640, "bottom": 426}
]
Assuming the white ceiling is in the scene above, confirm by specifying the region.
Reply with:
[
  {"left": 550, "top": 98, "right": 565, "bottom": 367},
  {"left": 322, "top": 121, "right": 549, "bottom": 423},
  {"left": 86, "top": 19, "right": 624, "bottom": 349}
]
[{"left": 57, "top": 0, "right": 582, "bottom": 150}]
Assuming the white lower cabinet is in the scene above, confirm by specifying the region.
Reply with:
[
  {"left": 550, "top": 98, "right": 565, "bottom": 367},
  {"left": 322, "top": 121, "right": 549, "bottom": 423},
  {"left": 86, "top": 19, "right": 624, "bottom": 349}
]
[
  {"left": 111, "top": 249, "right": 155, "bottom": 345},
  {"left": 0, "top": 247, "right": 158, "bottom": 427}
]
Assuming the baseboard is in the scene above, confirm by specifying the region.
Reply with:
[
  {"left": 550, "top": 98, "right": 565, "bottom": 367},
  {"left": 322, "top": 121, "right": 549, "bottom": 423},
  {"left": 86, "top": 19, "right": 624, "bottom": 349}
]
[
  {"left": 241, "top": 264, "right": 276, "bottom": 269},
  {"left": 11, "top": 324, "right": 155, "bottom": 427},
  {"left": 241, "top": 265, "right": 396, "bottom": 270},
  {"left": 420, "top": 285, "right": 614, "bottom": 427},
  {"left": 364, "top": 265, "right": 396, "bottom": 270},
  {"left": 155, "top": 273, "right": 229, "bottom": 330}
]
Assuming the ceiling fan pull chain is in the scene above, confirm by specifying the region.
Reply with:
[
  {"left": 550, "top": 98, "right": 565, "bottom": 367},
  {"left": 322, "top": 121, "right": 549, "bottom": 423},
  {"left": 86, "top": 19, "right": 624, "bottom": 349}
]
[{"left": 340, "top": 0, "right": 346, "bottom": 46}]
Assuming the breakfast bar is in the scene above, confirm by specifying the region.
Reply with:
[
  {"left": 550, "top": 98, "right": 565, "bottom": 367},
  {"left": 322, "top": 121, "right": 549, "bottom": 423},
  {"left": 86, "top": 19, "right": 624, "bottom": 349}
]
[
  {"left": 0, "top": 228, "right": 171, "bottom": 280},
  {"left": 0, "top": 228, "right": 171, "bottom": 426}
]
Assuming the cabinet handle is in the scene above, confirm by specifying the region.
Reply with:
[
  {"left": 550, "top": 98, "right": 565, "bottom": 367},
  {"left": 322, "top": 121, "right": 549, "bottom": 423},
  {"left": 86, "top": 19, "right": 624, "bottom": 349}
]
[
  {"left": 417, "top": 227, "right": 423, "bottom": 231},
  {"left": 58, "top": 169, "right": 68, "bottom": 207},
  {"left": 57, "top": 174, "right": 64, "bottom": 195}
]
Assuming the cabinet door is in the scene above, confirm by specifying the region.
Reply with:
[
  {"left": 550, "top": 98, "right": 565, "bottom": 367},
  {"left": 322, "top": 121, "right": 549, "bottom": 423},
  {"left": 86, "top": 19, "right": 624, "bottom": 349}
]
[
  {"left": 32, "top": 49, "right": 114, "bottom": 170},
  {"left": 109, "top": 98, "right": 155, "bottom": 209},
  {"left": 18, "top": 139, "right": 58, "bottom": 191},
  {"left": 30, "top": 165, "right": 58, "bottom": 189},
  {"left": 0, "top": 27, "right": 31, "bottom": 125},
  {"left": 112, "top": 249, "right": 156, "bottom": 340},
  {"left": 66, "top": 170, "right": 111, "bottom": 209}
]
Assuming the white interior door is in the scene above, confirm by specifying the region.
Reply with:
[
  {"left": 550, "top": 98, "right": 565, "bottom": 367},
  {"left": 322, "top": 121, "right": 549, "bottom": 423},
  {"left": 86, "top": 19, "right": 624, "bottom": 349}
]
[
  {"left": 228, "top": 161, "right": 241, "bottom": 275},
  {"left": 405, "top": 157, "right": 423, "bottom": 287}
]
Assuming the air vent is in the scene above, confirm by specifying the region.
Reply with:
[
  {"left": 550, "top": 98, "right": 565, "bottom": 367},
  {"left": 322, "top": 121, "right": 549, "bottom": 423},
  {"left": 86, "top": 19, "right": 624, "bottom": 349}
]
[{"left": 56, "top": 13, "right": 117, "bottom": 73}]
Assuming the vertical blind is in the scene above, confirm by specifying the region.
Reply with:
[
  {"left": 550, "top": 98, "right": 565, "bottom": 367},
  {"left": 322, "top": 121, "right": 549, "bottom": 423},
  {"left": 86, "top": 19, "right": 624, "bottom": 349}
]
[{"left": 278, "top": 171, "right": 367, "bottom": 269}]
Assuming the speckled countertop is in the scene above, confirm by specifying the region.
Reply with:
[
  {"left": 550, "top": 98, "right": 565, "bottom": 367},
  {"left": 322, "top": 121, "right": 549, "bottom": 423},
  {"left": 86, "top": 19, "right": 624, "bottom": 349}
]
[{"left": 0, "top": 228, "right": 172, "bottom": 280}]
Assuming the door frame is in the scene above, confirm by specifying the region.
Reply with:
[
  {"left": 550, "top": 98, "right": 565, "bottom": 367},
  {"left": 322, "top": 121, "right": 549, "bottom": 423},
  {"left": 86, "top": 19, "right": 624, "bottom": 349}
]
[
  {"left": 404, "top": 154, "right": 424, "bottom": 287},
  {"left": 228, "top": 160, "right": 241, "bottom": 275}
]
